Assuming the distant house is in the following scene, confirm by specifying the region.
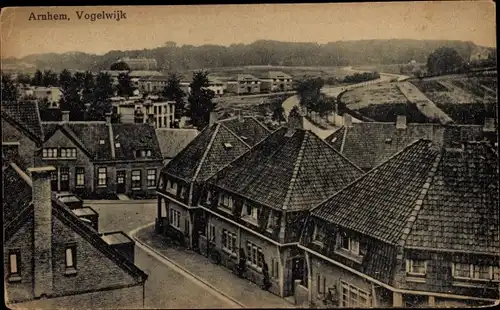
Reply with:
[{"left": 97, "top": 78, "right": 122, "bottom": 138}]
[
  {"left": 29, "top": 87, "right": 63, "bottom": 108},
  {"left": 300, "top": 139, "right": 499, "bottom": 308},
  {"left": 260, "top": 71, "right": 293, "bottom": 92},
  {"left": 226, "top": 74, "right": 261, "bottom": 95},
  {"left": 3, "top": 161, "right": 148, "bottom": 308},
  {"left": 114, "top": 57, "right": 158, "bottom": 70},
  {"left": 470, "top": 47, "right": 491, "bottom": 62},
  {"left": 40, "top": 112, "right": 163, "bottom": 198},
  {"left": 155, "top": 113, "right": 271, "bottom": 249},
  {"left": 155, "top": 128, "right": 199, "bottom": 164},
  {"left": 325, "top": 115, "right": 497, "bottom": 172},
  {"left": 111, "top": 97, "right": 175, "bottom": 128},
  {"left": 177, "top": 77, "right": 226, "bottom": 97},
  {"left": 1, "top": 101, "right": 45, "bottom": 170},
  {"left": 197, "top": 110, "right": 363, "bottom": 298},
  {"left": 137, "top": 75, "right": 169, "bottom": 94}
]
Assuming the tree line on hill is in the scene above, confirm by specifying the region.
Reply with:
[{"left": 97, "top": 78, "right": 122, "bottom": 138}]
[
  {"left": 4, "top": 39, "right": 488, "bottom": 72},
  {"left": 1, "top": 69, "right": 217, "bottom": 129}
]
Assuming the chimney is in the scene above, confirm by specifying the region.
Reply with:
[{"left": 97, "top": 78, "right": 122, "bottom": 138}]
[
  {"left": 84, "top": 103, "right": 91, "bottom": 121},
  {"left": 483, "top": 117, "right": 495, "bottom": 132},
  {"left": 61, "top": 110, "right": 70, "bottom": 122},
  {"left": 396, "top": 115, "right": 407, "bottom": 130},
  {"left": 209, "top": 112, "right": 218, "bottom": 127},
  {"left": 105, "top": 112, "right": 112, "bottom": 125},
  {"left": 344, "top": 114, "right": 353, "bottom": 128},
  {"left": 28, "top": 166, "right": 56, "bottom": 298}
]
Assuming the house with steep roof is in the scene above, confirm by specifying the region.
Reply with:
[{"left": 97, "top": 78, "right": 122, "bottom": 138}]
[
  {"left": 196, "top": 110, "right": 363, "bottom": 298},
  {"left": 325, "top": 115, "right": 497, "bottom": 172},
  {"left": 260, "top": 71, "right": 294, "bottom": 93},
  {"left": 40, "top": 112, "right": 163, "bottom": 198},
  {"left": 156, "top": 113, "right": 271, "bottom": 249},
  {"left": 299, "top": 139, "right": 499, "bottom": 308},
  {"left": 2, "top": 101, "right": 45, "bottom": 170},
  {"left": 3, "top": 160, "right": 148, "bottom": 308},
  {"left": 226, "top": 74, "right": 261, "bottom": 95}
]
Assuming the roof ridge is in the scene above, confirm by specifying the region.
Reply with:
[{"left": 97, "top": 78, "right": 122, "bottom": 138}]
[
  {"left": 192, "top": 123, "right": 221, "bottom": 184},
  {"left": 309, "top": 130, "right": 364, "bottom": 173},
  {"left": 249, "top": 116, "right": 272, "bottom": 133},
  {"left": 1, "top": 108, "right": 43, "bottom": 144},
  {"left": 340, "top": 126, "right": 348, "bottom": 152},
  {"left": 310, "top": 139, "right": 431, "bottom": 214},
  {"left": 282, "top": 131, "right": 308, "bottom": 211},
  {"left": 33, "top": 101, "right": 45, "bottom": 142},
  {"left": 59, "top": 124, "right": 93, "bottom": 158},
  {"left": 395, "top": 146, "right": 442, "bottom": 255}
]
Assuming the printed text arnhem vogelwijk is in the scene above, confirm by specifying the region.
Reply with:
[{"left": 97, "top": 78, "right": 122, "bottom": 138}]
[{"left": 28, "top": 10, "right": 127, "bottom": 22}]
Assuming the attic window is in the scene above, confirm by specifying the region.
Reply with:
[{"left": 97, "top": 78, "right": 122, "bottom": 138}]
[
  {"left": 115, "top": 143, "right": 121, "bottom": 148},
  {"left": 224, "top": 143, "right": 233, "bottom": 149},
  {"left": 385, "top": 138, "right": 392, "bottom": 144},
  {"left": 99, "top": 140, "right": 105, "bottom": 145}
]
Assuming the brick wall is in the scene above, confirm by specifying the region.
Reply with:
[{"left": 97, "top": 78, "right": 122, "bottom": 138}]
[
  {"left": 8, "top": 284, "right": 144, "bottom": 309},
  {"left": 1, "top": 121, "right": 37, "bottom": 169},
  {"left": 112, "top": 161, "right": 163, "bottom": 197}
]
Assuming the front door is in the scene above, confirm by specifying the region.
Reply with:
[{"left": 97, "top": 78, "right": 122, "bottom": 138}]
[
  {"left": 116, "top": 171, "right": 126, "bottom": 193},
  {"left": 247, "top": 86, "right": 252, "bottom": 93},
  {"left": 50, "top": 170, "right": 58, "bottom": 191},
  {"left": 60, "top": 167, "right": 70, "bottom": 191},
  {"left": 286, "top": 257, "right": 305, "bottom": 295}
]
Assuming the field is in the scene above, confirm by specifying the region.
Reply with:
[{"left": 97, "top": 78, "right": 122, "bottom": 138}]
[
  {"left": 353, "top": 63, "right": 425, "bottom": 76},
  {"left": 341, "top": 83, "right": 409, "bottom": 110},
  {"left": 410, "top": 73, "right": 497, "bottom": 124}
]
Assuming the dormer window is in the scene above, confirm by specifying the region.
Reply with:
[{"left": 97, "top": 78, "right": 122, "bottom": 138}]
[
  {"left": 338, "top": 233, "right": 360, "bottom": 255},
  {"left": 206, "top": 190, "right": 212, "bottom": 204},
  {"left": 166, "top": 180, "right": 177, "bottom": 195},
  {"left": 406, "top": 259, "right": 427, "bottom": 277},
  {"left": 219, "top": 194, "right": 233, "bottom": 212},
  {"left": 135, "top": 149, "right": 153, "bottom": 158},
  {"left": 313, "top": 225, "right": 326, "bottom": 245},
  {"left": 223, "top": 142, "right": 233, "bottom": 149},
  {"left": 241, "top": 202, "right": 259, "bottom": 225},
  {"left": 180, "top": 186, "right": 187, "bottom": 199},
  {"left": 266, "top": 211, "right": 279, "bottom": 231},
  {"left": 452, "top": 263, "right": 499, "bottom": 281},
  {"left": 99, "top": 140, "right": 105, "bottom": 145}
]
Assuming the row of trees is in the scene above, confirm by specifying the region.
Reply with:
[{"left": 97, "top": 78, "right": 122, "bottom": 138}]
[
  {"left": 343, "top": 71, "right": 381, "bottom": 83},
  {"left": 294, "top": 77, "right": 336, "bottom": 122}
]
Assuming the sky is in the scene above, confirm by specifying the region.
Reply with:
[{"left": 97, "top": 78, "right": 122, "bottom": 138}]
[{"left": 0, "top": 2, "right": 496, "bottom": 59}]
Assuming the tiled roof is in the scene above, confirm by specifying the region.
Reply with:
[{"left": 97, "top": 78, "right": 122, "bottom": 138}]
[
  {"left": 237, "top": 74, "right": 259, "bottom": 81},
  {"left": 3, "top": 162, "right": 148, "bottom": 282},
  {"left": 312, "top": 139, "right": 499, "bottom": 254},
  {"left": 406, "top": 142, "right": 499, "bottom": 253},
  {"left": 155, "top": 128, "right": 200, "bottom": 159},
  {"left": 162, "top": 116, "right": 270, "bottom": 182},
  {"left": 112, "top": 123, "right": 163, "bottom": 161},
  {"left": 1, "top": 101, "right": 44, "bottom": 143},
  {"left": 262, "top": 71, "right": 292, "bottom": 79},
  {"left": 312, "top": 139, "right": 440, "bottom": 243},
  {"left": 210, "top": 127, "right": 364, "bottom": 211},
  {"left": 218, "top": 116, "right": 271, "bottom": 147},
  {"left": 325, "top": 122, "right": 492, "bottom": 170}
]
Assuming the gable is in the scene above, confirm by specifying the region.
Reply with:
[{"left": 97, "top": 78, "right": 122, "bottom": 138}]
[{"left": 42, "top": 129, "right": 92, "bottom": 161}]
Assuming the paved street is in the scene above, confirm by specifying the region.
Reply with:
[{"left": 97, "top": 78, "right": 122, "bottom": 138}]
[{"left": 87, "top": 200, "right": 239, "bottom": 309}]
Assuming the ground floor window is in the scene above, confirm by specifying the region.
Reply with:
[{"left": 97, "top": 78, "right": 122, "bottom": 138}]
[
  {"left": 340, "top": 281, "right": 371, "bottom": 308},
  {"left": 246, "top": 241, "right": 263, "bottom": 270},
  {"left": 98, "top": 167, "right": 107, "bottom": 186},
  {"left": 132, "top": 170, "right": 142, "bottom": 189},
  {"left": 147, "top": 169, "right": 157, "bottom": 187},
  {"left": 169, "top": 208, "right": 181, "bottom": 228},
  {"left": 76, "top": 167, "right": 85, "bottom": 186},
  {"left": 221, "top": 229, "right": 237, "bottom": 255},
  {"left": 271, "top": 258, "right": 279, "bottom": 279}
]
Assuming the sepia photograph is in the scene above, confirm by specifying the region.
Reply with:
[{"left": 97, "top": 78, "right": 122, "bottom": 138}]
[{"left": 1, "top": 2, "right": 498, "bottom": 309}]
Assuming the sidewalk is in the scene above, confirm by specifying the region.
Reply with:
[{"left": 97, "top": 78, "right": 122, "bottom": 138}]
[{"left": 133, "top": 224, "right": 296, "bottom": 309}]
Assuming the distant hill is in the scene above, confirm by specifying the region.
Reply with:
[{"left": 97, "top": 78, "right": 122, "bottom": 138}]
[{"left": 3, "top": 39, "right": 494, "bottom": 73}]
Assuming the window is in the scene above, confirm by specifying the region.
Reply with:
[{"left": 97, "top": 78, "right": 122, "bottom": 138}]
[
  {"left": 98, "top": 167, "right": 107, "bottom": 186},
  {"left": 132, "top": 170, "right": 142, "bottom": 189},
  {"left": 341, "top": 281, "right": 371, "bottom": 308},
  {"left": 147, "top": 169, "right": 156, "bottom": 187},
  {"left": 220, "top": 194, "right": 233, "bottom": 211},
  {"left": 166, "top": 180, "right": 177, "bottom": 195},
  {"left": 115, "top": 142, "right": 121, "bottom": 148},
  {"left": 221, "top": 229, "right": 237, "bottom": 255},
  {"left": 65, "top": 245, "right": 77, "bottom": 275},
  {"left": 99, "top": 140, "right": 105, "bottom": 145},
  {"left": 339, "top": 234, "right": 360, "bottom": 255},
  {"left": 60, "top": 148, "right": 77, "bottom": 158},
  {"left": 169, "top": 208, "right": 181, "bottom": 228},
  {"left": 246, "top": 241, "right": 263, "bottom": 270},
  {"left": 223, "top": 142, "right": 233, "bottom": 149},
  {"left": 271, "top": 258, "right": 279, "bottom": 279},
  {"left": 453, "top": 263, "right": 498, "bottom": 280},
  {"left": 267, "top": 211, "right": 279, "bottom": 231},
  {"left": 8, "top": 250, "right": 21, "bottom": 281},
  {"left": 242, "top": 203, "right": 259, "bottom": 223},
  {"left": 42, "top": 147, "right": 58, "bottom": 158},
  {"left": 313, "top": 225, "right": 326, "bottom": 244},
  {"left": 209, "top": 224, "right": 216, "bottom": 243},
  {"left": 135, "top": 149, "right": 152, "bottom": 158},
  {"left": 206, "top": 190, "right": 212, "bottom": 204},
  {"left": 406, "top": 259, "right": 427, "bottom": 276},
  {"left": 180, "top": 186, "right": 187, "bottom": 199},
  {"left": 75, "top": 168, "right": 85, "bottom": 187},
  {"left": 316, "top": 273, "right": 327, "bottom": 295}
]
